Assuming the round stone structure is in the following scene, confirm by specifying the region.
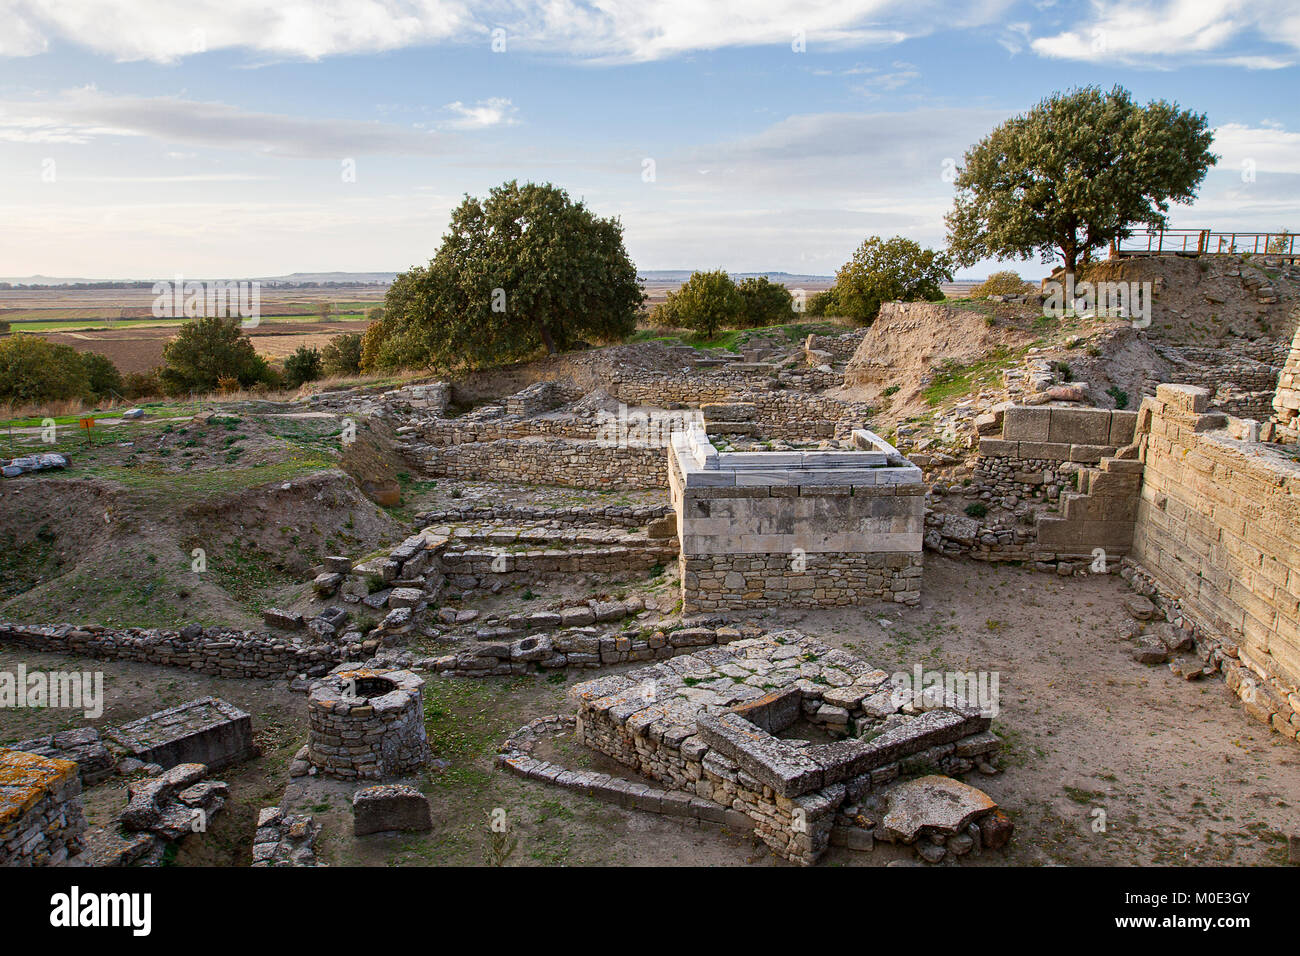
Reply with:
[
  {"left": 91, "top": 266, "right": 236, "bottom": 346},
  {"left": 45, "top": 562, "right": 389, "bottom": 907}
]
[{"left": 307, "top": 668, "right": 431, "bottom": 779}]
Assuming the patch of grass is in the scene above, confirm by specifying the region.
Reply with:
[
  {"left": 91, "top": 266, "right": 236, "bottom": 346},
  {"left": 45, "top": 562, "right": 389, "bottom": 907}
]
[{"left": 922, "top": 346, "right": 1024, "bottom": 407}]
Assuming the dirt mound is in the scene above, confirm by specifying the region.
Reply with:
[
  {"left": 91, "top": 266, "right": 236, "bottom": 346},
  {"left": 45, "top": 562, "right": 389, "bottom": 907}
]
[
  {"left": 1073, "top": 255, "right": 1300, "bottom": 344},
  {"left": 841, "top": 301, "right": 1037, "bottom": 412},
  {"left": 449, "top": 342, "right": 686, "bottom": 403}
]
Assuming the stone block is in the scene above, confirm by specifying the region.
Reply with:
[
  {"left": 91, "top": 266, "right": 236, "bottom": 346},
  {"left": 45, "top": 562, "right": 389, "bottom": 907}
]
[
  {"left": 1003, "top": 406, "right": 1051, "bottom": 441},
  {"left": 352, "top": 784, "right": 433, "bottom": 836}
]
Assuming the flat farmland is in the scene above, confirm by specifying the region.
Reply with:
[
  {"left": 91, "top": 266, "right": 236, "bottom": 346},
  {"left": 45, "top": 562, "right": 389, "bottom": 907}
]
[
  {"left": 0, "top": 283, "right": 383, "bottom": 372},
  {"left": 33, "top": 319, "right": 370, "bottom": 373}
]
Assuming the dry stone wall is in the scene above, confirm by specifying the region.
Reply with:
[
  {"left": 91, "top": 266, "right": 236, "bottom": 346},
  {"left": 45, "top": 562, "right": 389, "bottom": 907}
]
[
  {"left": 0, "top": 748, "right": 87, "bottom": 866},
  {"left": 1131, "top": 383, "right": 1300, "bottom": 740}
]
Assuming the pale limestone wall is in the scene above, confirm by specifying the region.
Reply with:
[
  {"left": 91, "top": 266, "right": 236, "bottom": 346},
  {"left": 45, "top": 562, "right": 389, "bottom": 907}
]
[
  {"left": 1132, "top": 384, "right": 1300, "bottom": 740},
  {"left": 417, "top": 436, "right": 667, "bottom": 489},
  {"left": 1272, "top": 323, "right": 1300, "bottom": 443},
  {"left": 670, "top": 431, "right": 925, "bottom": 611}
]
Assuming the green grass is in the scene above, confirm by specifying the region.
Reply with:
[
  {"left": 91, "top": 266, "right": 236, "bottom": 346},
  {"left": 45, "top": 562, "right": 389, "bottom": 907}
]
[{"left": 922, "top": 346, "right": 1025, "bottom": 407}]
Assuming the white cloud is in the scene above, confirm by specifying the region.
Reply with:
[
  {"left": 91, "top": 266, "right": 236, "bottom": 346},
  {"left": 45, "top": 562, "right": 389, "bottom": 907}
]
[
  {"left": 1030, "top": 0, "right": 1300, "bottom": 66},
  {"left": 1212, "top": 122, "right": 1300, "bottom": 175},
  {"left": 442, "top": 98, "right": 518, "bottom": 130},
  {"left": 0, "top": 87, "right": 451, "bottom": 157},
  {"left": 0, "top": 0, "right": 1014, "bottom": 64}
]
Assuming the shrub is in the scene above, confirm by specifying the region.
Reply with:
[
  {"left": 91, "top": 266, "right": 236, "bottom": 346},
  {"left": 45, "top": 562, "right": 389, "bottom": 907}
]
[
  {"left": 969, "top": 270, "right": 1036, "bottom": 298},
  {"left": 283, "top": 345, "right": 323, "bottom": 388},
  {"left": 1106, "top": 385, "right": 1130, "bottom": 409},
  {"left": 321, "top": 332, "right": 363, "bottom": 376},
  {"left": 964, "top": 502, "right": 988, "bottom": 519},
  {"left": 736, "top": 276, "right": 794, "bottom": 326},
  {"left": 123, "top": 369, "right": 162, "bottom": 400},
  {"left": 79, "top": 351, "right": 124, "bottom": 400},
  {"left": 0, "top": 335, "right": 91, "bottom": 404},
  {"left": 829, "top": 236, "right": 953, "bottom": 325},
  {"left": 159, "top": 316, "right": 270, "bottom": 394}
]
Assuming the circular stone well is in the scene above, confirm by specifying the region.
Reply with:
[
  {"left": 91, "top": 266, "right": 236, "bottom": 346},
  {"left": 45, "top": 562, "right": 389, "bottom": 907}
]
[{"left": 307, "top": 668, "right": 431, "bottom": 779}]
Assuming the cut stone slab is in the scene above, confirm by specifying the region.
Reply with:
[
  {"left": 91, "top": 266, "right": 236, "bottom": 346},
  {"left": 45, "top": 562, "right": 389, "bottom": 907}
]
[
  {"left": 105, "top": 697, "right": 256, "bottom": 772},
  {"left": 1122, "top": 594, "right": 1157, "bottom": 621},
  {"left": 1132, "top": 633, "right": 1170, "bottom": 665},
  {"left": 880, "top": 774, "right": 999, "bottom": 843},
  {"left": 263, "top": 607, "right": 304, "bottom": 630},
  {"left": 388, "top": 587, "right": 423, "bottom": 609},
  {"left": 353, "top": 784, "right": 433, "bottom": 836}
]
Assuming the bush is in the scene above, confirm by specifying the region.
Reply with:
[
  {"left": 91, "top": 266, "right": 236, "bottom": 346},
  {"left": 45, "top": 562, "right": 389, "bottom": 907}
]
[
  {"left": 1106, "top": 385, "right": 1130, "bottom": 409},
  {"left": 736, "top": 277, "right": 794, "bottom": 326},
  {"left": 969, "top": 270, "right": 1036, "bottom": 298},
  {"left": 805, "top": 289, "right": 839, "bottom": 317},
  {"left": 965, "top": 502, "right": 988, "bottom": 519},
  {"left": 321, "top": 333, "right": 363, "bottom": 376},
  {"left": 283, "top": 346, "right": 323, "bottom": 388},
  {"left": 79, "top": 351, "right": 124, "bottom": 400},
  {"left": 159, "top": 316, "right": 270, "bottom": 395},
  {"left": 668, "top": 270, "right": 744, "bottom": 338},
  {"left": 0, "top": 335, "right": 91, "bottom": 404},
  {"left": 123, "top": 369, "right": 162, "bottom": 400}
]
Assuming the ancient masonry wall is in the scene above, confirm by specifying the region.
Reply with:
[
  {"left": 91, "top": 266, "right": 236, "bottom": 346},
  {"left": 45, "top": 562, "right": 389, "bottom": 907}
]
[
  {"left": 671, "top": 429, "right": 925, "bottom": 611},
  {"left": 0, "top": 623, "right": 342, "bottom": 679},
  {"left": 414, "top": 436, "right": 667, "bottom": 489},
  {"left": 1131, "top": 383, "right": 1300, "bottom": 740},
  {"left": 565, "top": 636, "right": 997, "bottom": 865},
  {"left": 0, "top": 748, "right": 87, "bottom": 866},
  {"left": 1272, "top": 323, "right": 1300, "bottom": 443}
]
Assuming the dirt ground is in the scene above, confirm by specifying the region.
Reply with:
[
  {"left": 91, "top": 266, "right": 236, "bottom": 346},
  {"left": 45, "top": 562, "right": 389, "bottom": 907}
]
[{"left": 6, "top": 554, "right": 1296, "bottom": 866}]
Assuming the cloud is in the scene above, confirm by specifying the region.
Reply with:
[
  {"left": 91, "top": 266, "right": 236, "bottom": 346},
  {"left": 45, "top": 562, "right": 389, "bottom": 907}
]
[
  {"left": 1030, "top": 0, "right": 1300, "bottom": 66},
  {"left": 1212, "top": 122, "right": 1300, "bottom": 175},
  {"left": 0, "top": 87, "right": 451, "bottom": 157},
  {"left": 0, "top": 0, "right": 1013, "bottom": 64},
  {"left": 442, "top": 98, "right": 518, "bottom": 130}
]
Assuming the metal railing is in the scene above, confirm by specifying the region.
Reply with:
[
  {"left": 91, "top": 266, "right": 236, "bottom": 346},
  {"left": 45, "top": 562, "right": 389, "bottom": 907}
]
[{"left": 1111, "top": 229, "right": 1297, "bottom": 258}]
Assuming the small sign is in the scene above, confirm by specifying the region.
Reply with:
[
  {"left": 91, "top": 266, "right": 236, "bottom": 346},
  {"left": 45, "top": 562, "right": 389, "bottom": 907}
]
[{"left": 78, "top": 417, "right": 95, "bottom": 431}]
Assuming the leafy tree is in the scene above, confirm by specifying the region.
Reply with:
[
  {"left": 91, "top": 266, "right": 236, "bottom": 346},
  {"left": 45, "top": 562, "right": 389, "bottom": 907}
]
[
  {"left": 159, "top": 316, "right": 269, "bottom": 395},
  {"left": 805, "top": 288, "right": 840, "bottom": 317},
  {"left": 123, "top": 369, "right": 162, "bottom": 400},
  {"left": 321, "top": 332, "right": 364, "bottom": 376},
  {"left": 969, "top": 270, "right": 1036, "bottom": 299},
  {"left": 283, "top": 345, "right": 323, "bottom": 388},
  {"left": 372, "top": 181, "right": 643, "bottom": 370},
  {"left": 946, "top": 85, "right": 1217, "bottom": 275},
  {"left": 830, "top": 236, "right": 952, "bottom": 324},
  {"left": 79, "top": 351, "right": 124, "bottom": 400},
  {"left": 667, "top": 270, "right": 744, "bottom": 338},
  {"left": 1267, "top": 230, "right": 1294, "bottom": 255},
  {"left": 737, "top": 277, "right": 794, "bottom": 326},
  {"left": 0, "top": 335, "right": 91, "bottom": 404}
]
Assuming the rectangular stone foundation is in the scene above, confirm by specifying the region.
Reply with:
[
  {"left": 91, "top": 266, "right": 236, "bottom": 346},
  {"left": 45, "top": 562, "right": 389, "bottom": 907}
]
[
  {"left": 682, "top": 552, "right": 922, "bottom": 611},
  {"left": 105, "top": 697, "right": 256, "bottom": 772},
  {"left": 670, "top": 425, "right": 925, "bottom": 612}
]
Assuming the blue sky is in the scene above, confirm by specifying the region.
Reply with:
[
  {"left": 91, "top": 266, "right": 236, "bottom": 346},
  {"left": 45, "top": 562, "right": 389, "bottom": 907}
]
[{"left": 1, "top": 1, "right": 1297, "bottom": 279}]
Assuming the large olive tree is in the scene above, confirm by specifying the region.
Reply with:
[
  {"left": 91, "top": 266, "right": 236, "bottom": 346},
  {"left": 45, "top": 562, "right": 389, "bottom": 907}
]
[
  {"left": 371, "top": 181, "right": 643, "bottom": 370},
  {"left": 945, "top": 86, "right": 1217, "bottom": 275}
]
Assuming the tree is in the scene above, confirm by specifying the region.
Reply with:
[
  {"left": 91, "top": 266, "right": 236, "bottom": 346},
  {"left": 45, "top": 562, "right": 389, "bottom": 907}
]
[
  {"left": 79, "top": 351, "right": 124, "bottom": 400},
  {"left": 667, "top": 270, "right": 744, "bottom": 338},
  {"left": 946, "top": 86, "right": 1217, "bottom": 275},
  {"left": 830, "top": 236, "right": 952, "bottom": 324},
  {"left": 0, "top": 336, "right": 90, "bottom": 404},
  {"left": 321, "top": 332, "right": 363, "bottom": 376},
  {"left": 283, "top": 345, "right": 323, "bottom": 388},
  {"left": 159, "top": 316, "right": 269, "bottom": 394},
  {"left": 805, "top": 288, "right": 840, "bottom": 317},
  {"left": 737, "top": 277, "right": 794, "bottom": 326},
  {"left": 371, "top": 181, "right": 643, "bottom": 370}
]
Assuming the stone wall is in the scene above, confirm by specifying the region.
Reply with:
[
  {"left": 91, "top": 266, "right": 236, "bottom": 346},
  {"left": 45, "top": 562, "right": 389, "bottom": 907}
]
[
  {"left": 0, "top": 748, "right": 87, "bottom": 866},
  {"left": 1272, "top": 323, "right": 1300, "bottom": 443},
  {"left": 411, "top": 436, "right": 667, "bottom": 489},
  {"left": 307, "top": 668, "right": 431, "bottom": 779},
  {"left": 0, "top": 622, "right": 342, "bottom": 680},
  {"left": 670, "top": 428, "right": 926, "bottom": 611},
  {"left": 1131, "top": 383, "right": 1300, "bottom": 740}
]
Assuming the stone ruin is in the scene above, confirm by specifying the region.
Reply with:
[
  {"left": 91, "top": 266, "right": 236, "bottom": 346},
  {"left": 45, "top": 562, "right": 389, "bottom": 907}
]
[
  {"left": 502, "top": 630, "right": 1006, "bottom": 866},
  {"left": 307, "top": 667, "right": 432, "bottom": 779},
  {"left": 670, "top": 424, "right": 924, "bottom": 611}
]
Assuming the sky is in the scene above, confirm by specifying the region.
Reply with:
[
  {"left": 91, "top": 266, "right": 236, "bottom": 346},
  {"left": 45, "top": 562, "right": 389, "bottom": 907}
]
[{"left": 0, "top": 0, "right": 1297, "bottom": 280}]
